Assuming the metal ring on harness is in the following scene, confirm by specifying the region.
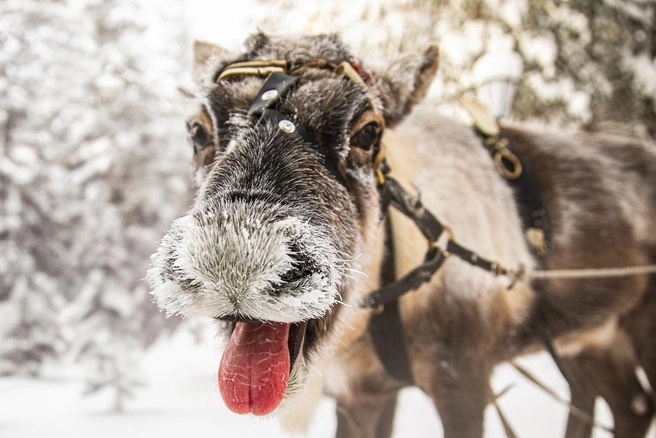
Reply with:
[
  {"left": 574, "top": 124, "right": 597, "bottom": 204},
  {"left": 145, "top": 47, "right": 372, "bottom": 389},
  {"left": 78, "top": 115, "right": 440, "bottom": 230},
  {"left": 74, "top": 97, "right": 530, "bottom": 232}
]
[
  {"left": 431, "top": 225, "right": 453, "bottom": 257},
  {"left": 494, "top": 148, "right": 523, "bottom": 180}
]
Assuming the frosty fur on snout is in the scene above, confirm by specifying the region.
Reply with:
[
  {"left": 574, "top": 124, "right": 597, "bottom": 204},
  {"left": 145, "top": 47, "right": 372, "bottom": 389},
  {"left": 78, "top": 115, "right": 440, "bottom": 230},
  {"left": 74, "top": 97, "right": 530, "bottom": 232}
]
[{"left": 148, "top": 203, "right": 341, "bottom": 323}]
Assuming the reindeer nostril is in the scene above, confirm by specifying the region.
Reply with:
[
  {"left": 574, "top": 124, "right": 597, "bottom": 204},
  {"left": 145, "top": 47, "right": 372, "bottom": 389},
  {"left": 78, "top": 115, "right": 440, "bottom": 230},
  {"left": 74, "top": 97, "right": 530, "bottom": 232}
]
[
  {"left": 280, "top": 264, "right": 313, "bottom": 283},
  {"left": 279, "top": 243, "right": 315, "bottom": 284}
]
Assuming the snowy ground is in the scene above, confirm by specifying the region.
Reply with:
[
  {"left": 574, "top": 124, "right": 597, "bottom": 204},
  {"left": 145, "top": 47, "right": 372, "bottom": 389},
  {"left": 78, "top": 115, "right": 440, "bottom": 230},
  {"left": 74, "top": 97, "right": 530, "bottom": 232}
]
[{"left": 3, "top": 324, "right": 652, "bottom": 438}]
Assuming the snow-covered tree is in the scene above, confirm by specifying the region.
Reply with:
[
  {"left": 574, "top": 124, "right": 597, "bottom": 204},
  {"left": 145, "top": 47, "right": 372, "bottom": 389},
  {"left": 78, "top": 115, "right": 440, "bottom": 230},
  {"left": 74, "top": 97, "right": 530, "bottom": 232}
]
[
  {"left": 0, "top": 0, "right": 192, "bottom": 408},
  {"left": 254, "top": 0, "right": 656, "bottom": 138},
  {"left": 516, "top": 0, "right": 656, "bottom": 138}
]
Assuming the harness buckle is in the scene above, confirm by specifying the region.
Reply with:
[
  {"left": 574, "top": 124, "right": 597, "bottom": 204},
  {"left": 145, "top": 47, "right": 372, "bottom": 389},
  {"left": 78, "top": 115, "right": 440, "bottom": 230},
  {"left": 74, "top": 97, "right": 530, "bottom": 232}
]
[
  {"left": 430, "top": 225, "right": 453, "bottom": 258},
  {"left": 494, "top": 147, "right": 523, "bottom": 180}
]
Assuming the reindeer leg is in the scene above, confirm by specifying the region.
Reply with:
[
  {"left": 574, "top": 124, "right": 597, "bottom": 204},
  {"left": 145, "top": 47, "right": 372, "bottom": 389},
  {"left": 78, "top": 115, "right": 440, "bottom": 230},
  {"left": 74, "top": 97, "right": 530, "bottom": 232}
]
[
  {"left": 561, "top": 355, "right": 596, "bottom": 438},
  {"left": 591, "top": 348, "right": 652, "bottom": 438},
  {"left": 621, "top": 272, "right": 656, "bottom": 411},
  {"left": 374, "top": 393, "right": 399, "bottom": 438},
  {"left": 335, "top": 391, "right": 399, "bottom": 438},
  {"left": 430, "top": 364, "right": 490, "bottom": 438},
  {"left": 563, "top": 328, "right": 653, "bottom": 438}
]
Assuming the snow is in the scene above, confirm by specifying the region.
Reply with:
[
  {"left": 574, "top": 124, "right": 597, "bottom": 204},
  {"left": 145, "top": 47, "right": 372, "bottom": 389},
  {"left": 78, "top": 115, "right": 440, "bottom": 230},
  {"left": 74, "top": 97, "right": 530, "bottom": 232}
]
[
  {"left": 520, "top": 35, "right": 557, "bottom": 74},
  {"left": 497, "top": 0, "right": 527, "bottom": 29},
  {"left": 626, "top": 54, "right": 656, "bottom": 100},
  {"left": 3, "top": 325, "right": 651, "bottom": 438}
]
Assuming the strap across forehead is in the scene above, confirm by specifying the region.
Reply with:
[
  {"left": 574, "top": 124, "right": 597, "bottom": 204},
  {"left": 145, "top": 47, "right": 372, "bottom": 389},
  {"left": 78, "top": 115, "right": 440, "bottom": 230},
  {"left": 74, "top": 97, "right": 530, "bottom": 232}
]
[
  {"left": 215, "top": 60, "right": 288, "bottom": 82},
  {"left": 214, "top": 59, "right": 381, "bottom": 188},
  {"left": 244, "top": 72, "right": 346, "bottom": 187},
  {"left": 215, "top": 58, "right": 369, "bottom": 87},
  {"left": 247, "top": 72, "right": 298, "bottom": 117}
]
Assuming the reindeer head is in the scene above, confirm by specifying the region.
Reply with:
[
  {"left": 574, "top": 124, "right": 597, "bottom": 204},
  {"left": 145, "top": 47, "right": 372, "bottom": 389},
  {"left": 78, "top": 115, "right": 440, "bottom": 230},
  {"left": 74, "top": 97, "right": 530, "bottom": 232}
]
[{"left": 148, "top": 33, "right": 438, "bottom": 416}]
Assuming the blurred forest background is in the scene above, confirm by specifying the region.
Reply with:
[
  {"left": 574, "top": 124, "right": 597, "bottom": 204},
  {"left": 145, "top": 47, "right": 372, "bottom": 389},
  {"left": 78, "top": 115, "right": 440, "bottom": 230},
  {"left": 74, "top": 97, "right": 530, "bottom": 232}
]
[{"left": 2, "top": 0, "right": 656, "bottom": 417}]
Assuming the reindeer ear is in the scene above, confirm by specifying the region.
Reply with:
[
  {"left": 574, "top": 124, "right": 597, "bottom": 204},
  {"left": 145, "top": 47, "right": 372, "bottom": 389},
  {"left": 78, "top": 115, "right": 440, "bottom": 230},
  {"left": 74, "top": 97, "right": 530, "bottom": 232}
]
[
  {"left": 371, "top": 46, "right": 439, "bottom": 127},
  {"left": 193, "top": 40, "right": 231, "bottom": 85}
]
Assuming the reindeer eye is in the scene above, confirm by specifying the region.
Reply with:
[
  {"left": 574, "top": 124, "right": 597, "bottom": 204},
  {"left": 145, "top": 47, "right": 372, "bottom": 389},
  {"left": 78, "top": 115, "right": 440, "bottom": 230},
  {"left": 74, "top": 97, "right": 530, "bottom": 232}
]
[
  {"left": 189, "top": 122, "right": 210, "bottom": 154},
  {"left": 353, "top": 122, "right": 381, "bottom": 151}
]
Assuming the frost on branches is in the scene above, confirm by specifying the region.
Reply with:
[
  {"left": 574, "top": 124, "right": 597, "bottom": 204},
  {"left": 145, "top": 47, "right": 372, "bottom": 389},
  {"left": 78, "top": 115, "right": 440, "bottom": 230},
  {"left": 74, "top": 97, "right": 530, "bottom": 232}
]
[
  {"left": 256, "top": 0, "right": 656, "bottom": 138},
  {"left": 0, "top": 0, "right": 192, "bottom": 409}
]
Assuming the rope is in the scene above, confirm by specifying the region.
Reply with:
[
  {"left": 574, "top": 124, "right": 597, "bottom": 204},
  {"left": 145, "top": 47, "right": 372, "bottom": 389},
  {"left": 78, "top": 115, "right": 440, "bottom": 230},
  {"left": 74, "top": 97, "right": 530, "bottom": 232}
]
[
  {"left": 510, "top": 363, "right": 614, "bottom": 434},
  {"left": 522, "top": 264, "right": 656, "bottom": 281}
]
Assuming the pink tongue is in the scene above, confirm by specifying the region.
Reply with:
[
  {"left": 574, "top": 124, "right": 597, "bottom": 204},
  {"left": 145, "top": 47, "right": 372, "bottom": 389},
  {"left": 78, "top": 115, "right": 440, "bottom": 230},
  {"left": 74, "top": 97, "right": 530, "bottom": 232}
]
[{"left": 218, "top": 322, "right": 291, "bottom": 416}]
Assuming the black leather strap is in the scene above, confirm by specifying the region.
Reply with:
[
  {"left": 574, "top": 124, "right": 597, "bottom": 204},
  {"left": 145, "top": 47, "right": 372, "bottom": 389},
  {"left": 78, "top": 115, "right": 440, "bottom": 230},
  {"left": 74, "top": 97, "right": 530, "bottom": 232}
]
[
  {"left": 504, "top": 150, "right": 551, "bottom": 254},
  {"left": 362, "top": 247, "right": 446, "bottom": 308},
  {"left": 248, "top": 75, "right": 346, "bottom": 187},
  {"left": 383, "top": 178, "right": 444, "bottom": 241},
  {"left": 364, "top": 133, "right": 553, "bottom": 388},
  {"left": 362, "top": 175, "right": 505, "bottom": 308},
  {"left": 446, "top": 240, "right": 503, "bottom": 274},
  {"left": 248, "top": 73, "right": 299, "bottom": 117},
  {"left": 368, "top": 216, "right": 415, "bottom": 385},
  {"left": 369, "top": 300, "right": 415, "bottom": 385},
  {"left": 477, "top": 130, "right": 552, "bottom": 256}
]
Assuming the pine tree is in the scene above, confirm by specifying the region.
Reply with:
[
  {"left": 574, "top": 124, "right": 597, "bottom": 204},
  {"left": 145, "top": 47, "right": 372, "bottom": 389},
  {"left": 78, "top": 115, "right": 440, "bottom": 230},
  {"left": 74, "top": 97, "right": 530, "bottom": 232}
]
[
  {"left": 0, "top": 0, "right": 191, "bottom": 408},
  {"left": 1, "top": 0, "right": 80, "bottom": 377}
]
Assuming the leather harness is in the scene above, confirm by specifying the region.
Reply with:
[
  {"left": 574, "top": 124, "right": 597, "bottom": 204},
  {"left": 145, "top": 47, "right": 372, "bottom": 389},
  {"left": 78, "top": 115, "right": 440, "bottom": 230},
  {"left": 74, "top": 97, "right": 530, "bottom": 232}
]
[{"left": 218, "top": 59, "right": 553, "bottom": 387}]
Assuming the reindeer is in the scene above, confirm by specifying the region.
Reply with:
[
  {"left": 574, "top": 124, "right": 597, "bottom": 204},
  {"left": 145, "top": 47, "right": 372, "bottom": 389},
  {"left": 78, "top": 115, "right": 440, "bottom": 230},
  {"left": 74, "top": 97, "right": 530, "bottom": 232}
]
[{"left": 148, "top": 33, "right": 656, "bottom": 437}]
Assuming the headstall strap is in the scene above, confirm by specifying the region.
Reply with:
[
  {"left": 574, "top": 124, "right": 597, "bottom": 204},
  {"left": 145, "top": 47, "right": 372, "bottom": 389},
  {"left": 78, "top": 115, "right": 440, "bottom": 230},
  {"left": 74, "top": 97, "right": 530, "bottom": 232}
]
[
  {"left": 216, "top": 60, "right": 287, "bottom": 82},
  {"left": 216, "top": 59, "right": 378, "bottom": 189},
  {"left": 239, "top": 71, "right": 350, "bottom": 187},
  {"left": 247, "top": 72, "right": 298, "bottom": 117},
  {"left": 460, "top": 97, "right": 552, "bottom": 257},
  {"left": 362, "top": 167, "right": 512, "bottom": 309},
  {"left": 368, "top": 215, "right": 415, "bottom": 385}
]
